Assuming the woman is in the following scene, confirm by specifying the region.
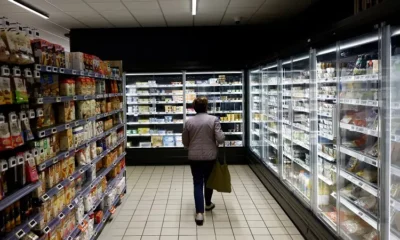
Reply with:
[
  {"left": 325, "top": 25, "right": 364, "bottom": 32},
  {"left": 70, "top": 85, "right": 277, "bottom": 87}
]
[{"left": 182, "top": 97, "right": 225, "bottom": 225}]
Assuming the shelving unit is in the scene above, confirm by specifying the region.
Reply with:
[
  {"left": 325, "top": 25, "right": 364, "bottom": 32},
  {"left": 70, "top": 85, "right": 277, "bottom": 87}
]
[
  {"left": 126, "top": 71, "right": 244, "bottom": 149},
  {"left": 0, "top": 22, "right": 126, "bottom": 240}
]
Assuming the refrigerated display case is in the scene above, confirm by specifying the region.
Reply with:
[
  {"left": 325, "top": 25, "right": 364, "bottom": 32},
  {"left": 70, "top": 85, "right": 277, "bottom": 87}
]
[
  {"left": 246, "top": 26, "right": 400, "bottom": 240},
  {"left": 186, "top": 71, "right": 244, "bottom": 147},
  {"left": 126, "top": 71, "right": 244, "bottom": 149},
  {"left": 250, "top": 69, "right": 262, "bottom": 157},
  {"left": 125, "top": 73, "right": 185, "bottom": 148}
]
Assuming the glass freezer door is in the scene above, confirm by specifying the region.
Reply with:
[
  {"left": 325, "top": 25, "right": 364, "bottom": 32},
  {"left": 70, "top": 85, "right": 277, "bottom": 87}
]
[
  {"left": 250, "top": 70, "right": 262, "bottom": 157},
  {"left": 315, "top": 45, "right": 339, "bottom": 231},
  {"left": 262, "top": 65, "right": 280, "bottom": 175},
  {"left": 338, "top": 32, "right": 380, "bottom": 239},
  {"left": 390, "top": 27, "right": 400, "bottom": 240}
]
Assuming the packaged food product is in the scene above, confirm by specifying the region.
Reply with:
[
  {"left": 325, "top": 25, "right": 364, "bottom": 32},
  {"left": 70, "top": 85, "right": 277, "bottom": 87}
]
[
  {"left": 20, "top": 112, "right": 34, "bottom": 141},
  {"left": 31, "top": 39, "right": 49, "bottom": 65},
  {"left": 40, "top": 74, "right": 59, "bottom": 97},
  {"left": 0, "top": 76, "right": 12, "bottom": 105},
  {"left": 36, "top": 104, "right": 55, "bottom": 128},
  {"left": 53, "top": 44, "right": 65, "bottom": 68},
  {"left": 0, "top": 36, "right": 10, "bottom": 62},
  {"left": 12, "top": 76, "right": 28, "bottom": 103},
  {"left": 76, "top": 77, "right": 87, "bottom": 95},
  {"left": 0, "top": 114, "right": 13, "bottom": 150},
  {"left": 60, "top": 78, "right": 75, "bottom": 96},
  {"left": 8, "top": 112, "right": 24, "bottom": 147},
  {"left": 60, "top": 128, "right": 73, "bottom": 151},
  {"left": 25, "top": 154, "right": 38, "bottom": 183},
  {"left": 58, "top": 101, "right": 75, "bottom": 123},
  {"left": 2, "top": 30, "right": 34, "bottom": 64}
]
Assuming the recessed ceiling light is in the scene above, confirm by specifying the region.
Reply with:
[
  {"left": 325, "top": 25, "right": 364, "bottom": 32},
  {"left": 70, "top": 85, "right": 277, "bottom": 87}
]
[
  {"left": 192, "top": 0, "right": 197, "bottom": 15},
  {"left": 8, "top": 0, "right": 49, "bottom": 19}
]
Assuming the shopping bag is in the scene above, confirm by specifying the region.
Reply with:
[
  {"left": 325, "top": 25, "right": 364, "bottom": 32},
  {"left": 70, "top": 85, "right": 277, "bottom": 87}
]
[{"left": 206, "top": 145, "right": 231, "bottom": 193}]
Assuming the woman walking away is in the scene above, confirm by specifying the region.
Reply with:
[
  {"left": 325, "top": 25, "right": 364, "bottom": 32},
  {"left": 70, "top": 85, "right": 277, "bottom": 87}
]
[{"left": 182, "top": 97, "right": 225, "bottom": 226}]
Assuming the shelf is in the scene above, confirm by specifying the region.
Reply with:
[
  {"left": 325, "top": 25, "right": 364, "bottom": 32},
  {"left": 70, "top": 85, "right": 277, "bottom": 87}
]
[
  {"left": 282, "top": 79, "right": 310, "bottom": 85},
  {"left": 340, "top": 169, "right": 378, "bottom": 197},
  {"left": 126, "top": 84, "right": 183, "bottom": 88},
  {"left": 127, "top": 133, "right": 181, "bottom": 137},
  {"left": 293, "top": 107, "right": 310, "bottom": 112},
  {"left": 194, "top": 92, "right": 243, "bottom": 95},
  {"left": 392, "top": 165, "right": 400, "bottom": 177},
  {"left": 339, "top": 98, "right": 379, "bottom": 107},
  {"left": 2, "top": 212, "right": 42, "bottom": 240},
  {"left": 318, "top": 112, "right": 333, "bottom": 118},
  {"left": 317, "top": 77, "right": 337, "bottom": 83},
  {"left": 283, "top": 152, "right": 293, "bottom": 160},
  {"left": 37, "top": 64, "right": 122, "bottom": 81},
  {"left": 318, "top": 96, "right": 336, "bottom": 101},
  {"left": 268, "top": 103, "right": 278, "bottom": 107},
  {"left": 318, "top": 132, "right": 334, "bottom": 140},
  {"left": 127, "top": 101, "right": 184, "bottom": 105},
  {"left": 339, "top": 123, "right": 379, "bottom": 137},
  {"left": 265, "top": 139, "right": 278, "bottom": 149},
  {"left": 127, "top": 93, "right": 183, "bottom": 96},
  {"left": 391, "top": 198, "right": 400, "bottom": 212},
  {"left": 36, "top": 109, "right": 123, "bottom": 139},
  {"left": 186, "top": 83, "right": 243, "bottom": 87},
  {"left": 220, "top": 121, "right": 243, "bottom": 123},
  {"left": 319, "top": 212, "right": 337, "bottom": 231},
  {"left": 293, "top": 158, "right": 310, "bottom": 171},
  {"left": 318, "top": 174, "right": 334, "bottom": 185},
  {"left": 318, "top": 151, "right": 335, "bottom": 162},
  {"left": 32, "top": 93, "right": 123, "bottom": 104},
  {"left": 340, "top": 74, "right": 379, "bottom": 82},
  {"left": 127, "top": 112, "right": 183, "bottom": 115},
  {"left": 37, "top": 123, "right": 124, "bottom": 171},
  {"left": 340, "top": 146, "right": 379, "bottom": 167},
  {"left": 0, "top": 181, "right": 42, "bottom": 211},
  {"left": 331, "top": 192, "right": 378, "bottom": 230},
  {"left": 265, "top": 126, "right": 278, "bottom": 134},
  {"left": 127, "top": 122, "right": 183, "bottom": 125},
  {"left": 39, "top": 137, "right": 125, "bottom": 202},
  {"left": 293, "top": 123, "right": 310, "bottom": 132},
  {"left": 252, "top": 131, "right": 260, "bottom": 137},
  {"left": 293, "top": 139, "right": 310, "bottom": 150}
]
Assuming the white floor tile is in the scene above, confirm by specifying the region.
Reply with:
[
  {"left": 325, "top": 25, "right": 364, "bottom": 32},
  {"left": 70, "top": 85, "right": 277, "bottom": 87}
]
[
  {"left": 253, "top": 235, "right": 273, "bottom": 240},
  {"left": 179, "top": 228, "right": 197, "bottom": 235},
  {"left": 215, "top": 228, "right": 233, "bottom": 235},
  {"left": 250, "top": 228, "right": 270, "bottom": 235},
  {"left": 268, "top": 227, "right": 288, "bottom": 235},
  {"left": 161, "top": 228, "right": 179, "bottom": 236},
  {"left": 247, "top": 221, "right": 266, "bottom": 228},
  {"left": 232, "top": 228, "right": 251, "bottom": 235},
  {"left": 163, "top": 221, "right": 180, "bottom": 228},
  {"left": 141, "top": 236, "right": 160, "bottom": 240},
  {"left": 123, "top": 237, "right": 141, "bottom": 240},
  {"left": 160, "top": 236, "right": 178, "bottom": 240},
  {"left": 178, "top": 236, "right": 196, "bottom": 240},
  {"left": 290, "top": 235, "right": 305, "bottom": 240}
]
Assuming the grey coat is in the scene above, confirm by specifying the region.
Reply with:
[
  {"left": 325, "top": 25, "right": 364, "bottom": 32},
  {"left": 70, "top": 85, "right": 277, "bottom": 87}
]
[{"left": 182, "top": 113, "right": 225, "bottom": 160}]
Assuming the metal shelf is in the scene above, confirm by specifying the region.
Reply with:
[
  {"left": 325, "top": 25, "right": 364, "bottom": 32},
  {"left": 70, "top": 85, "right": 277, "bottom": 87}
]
[
  {"left": 318, "top": 151, "right": 335, "bottom": 162},
  {"left": 0, "top": 181, "right": 42, "bottom": 211},
  {"left": 36, "top": 109, "right": 123, "bottom": 139},
  {"left": 340, "top": 146, "right": 378, "bottom": 167},
  {"left": 127, "top": 122, "right": 183, "bottom": 125},
  {"left": 38, "top": 64, "right": 122, "bottom": 81},
  {"left": 2, "top": 212, "right": 42, "bottom": 240},
  {"left": 339, "top": 123, "right": 379, "bottom": 137},
  {"left": 339, "top": 98, "right": 379, "bottom": 107},
  {"left": 318, "top": 132, "right": 334, "bottom": 141},
  {"left": 265, "top": 139, "right": 278, "bottom": 150},
  {"left": 32, "top": 93, "right": 123, "bottom": 104},
  {"left": 340, "top": 74, "right": 379, "bottom": 82},
  {"left": 126, "top": 84, "right": 183, "bottom": 88},
  {"left": 186, "top": 83, "right": 243, "bottom": 87}
]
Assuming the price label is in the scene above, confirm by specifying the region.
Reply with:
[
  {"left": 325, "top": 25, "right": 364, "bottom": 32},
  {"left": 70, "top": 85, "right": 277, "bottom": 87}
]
[
  {"left": 69, "top": 176, "right": 74, "bottom": 181},
  {"left": 57, "top": 184, "right": 64, "bottom": 190},
  {"left": 52, "top": 128, "right": 57, "bottom": 133},
  {"left": 59, "top": 68, "right": 65, "bottom": 74},
  {"left": 58, "top": 213, "right": 65, "bottom": 219},
  {"left": 43, "top": 226, "right": 51, "bottom": 234},
  {"left": 80, "top": 70, "right": 85, "bottom": 76},
  {"left": 78, "top": 220, "right": 88, "bottom": 231},
  {"left": 68, "top": 204, "right": 74, "bottom": 210},
  {"left": 16, "top": 229, "right": 25, "bottom": 238},
  {"left": 39, "top": 163, "right": 46, "bottom": 171},
  {"left": 53, "top": 67, "right": 58, "bottom": 73},
  {"left": 46, "top": 66, "right": 52, "bottom": 72},
  {"left": 109, "top": 206, "right": 116, "bottom": 214},
  {"left": 28, "top": 219, "right": 37, "bottom": 228}
]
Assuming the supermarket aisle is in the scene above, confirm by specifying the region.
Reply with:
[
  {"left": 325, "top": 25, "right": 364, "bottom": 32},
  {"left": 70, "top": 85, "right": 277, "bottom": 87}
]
[{"left": 98, "top": 165, "right": 304, "bottom": 240}]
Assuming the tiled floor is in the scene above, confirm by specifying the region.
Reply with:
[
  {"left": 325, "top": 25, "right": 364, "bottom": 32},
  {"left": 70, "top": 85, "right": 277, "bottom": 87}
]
[{"left": 99, "top": 165, "right": 304, "bottom": 240}]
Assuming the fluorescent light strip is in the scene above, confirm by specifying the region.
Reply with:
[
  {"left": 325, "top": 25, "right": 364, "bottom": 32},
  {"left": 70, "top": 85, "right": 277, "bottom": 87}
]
[
  {"left": 392, "top": 28, "right": 400, "bottom": 37},
  {"left": 192, "top": 0, "right": 197, "bottom": 15},
  {"left": 262, "top": 64, "right": 277, "bottom": 70},
  {"left": 317, "top": 47, "right": 336, "bottom": 56},
  {"left": 8, "top": 0, "right": 49, "bottom": 19},
  {"left": 292, "top": 55, "right": 309, "bottom": 63},
  {"left": 282, "top": 60, "right": 291, "bottom": 65},
  {"left": 251, "top": 70, "right": 260, "bottom": 73},
  {"left": 340, "top": 35, "right": 378, "bottom": 50}
]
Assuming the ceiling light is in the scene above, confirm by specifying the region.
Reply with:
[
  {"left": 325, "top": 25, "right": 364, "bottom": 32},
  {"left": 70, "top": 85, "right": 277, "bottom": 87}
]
[
  {"left": 8, "top": 0, "right": 49, "bottom": 19},
  {"left": 192, "top": 0, "right": 197, "bottom": 15}
]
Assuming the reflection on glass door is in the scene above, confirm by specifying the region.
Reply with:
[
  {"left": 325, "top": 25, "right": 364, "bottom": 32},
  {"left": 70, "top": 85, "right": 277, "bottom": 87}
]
[
  {"left": 316, "top": 46, "right": 339, "bottom": 231},
  {"left": 262, "top": 64, "right": 280, "bottom": 175},
  {"left": 337, "top": 32, "right": 380, "bottom": 239},
  {"left": 250, "top": 69, "right": 262, "bottom": 157}
]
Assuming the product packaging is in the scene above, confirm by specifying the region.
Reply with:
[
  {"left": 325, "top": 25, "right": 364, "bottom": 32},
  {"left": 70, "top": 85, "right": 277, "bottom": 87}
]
[
  {"left": 0, "top": 76, "right": 12, "bottom": 105},
  {"left": 60, "top": 128, "right": 73, "bottom": 151},
  {"left": 40, "top": 74, "right": 59, "bottom": 97},
  {"left": 58, "top": 101, "right": 75, "bottom": 123},
  {"left": 0, "top": 114, "right": 12, "bottom": 150},
  {"left": 9, "top": 112, "right": 24, "bottom": 147},
  {"left": 60, "top": 78, "right": 75, "bottom": 96},
  {"left": 12, "top": 76, "right": 28, "bottom": 103}
]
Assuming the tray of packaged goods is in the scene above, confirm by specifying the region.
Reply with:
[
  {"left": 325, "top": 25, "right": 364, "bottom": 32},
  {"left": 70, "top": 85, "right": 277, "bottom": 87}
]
[
  {"left": 36, "top": 65, "right": 122, "bottom": 81},
  {"left": 340, "top": 169, "right": 378, "bottom": 197},
  {"left": 37, "top": 123, "right": 124, "bottom": 171},
  {"left": 339, "top": 123, "right": 379, "bottom": 137},
  {"left": 39, "top": 137, "right": 125, "bottom": 202},
  {"left": 339, "top": 98, "right": 379, "bottom": 107}
]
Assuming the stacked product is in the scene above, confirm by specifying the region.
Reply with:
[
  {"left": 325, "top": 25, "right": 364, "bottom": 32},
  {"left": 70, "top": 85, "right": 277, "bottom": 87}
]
[{"left": 0, "top": 17, "right": 125, "bottom": 240}]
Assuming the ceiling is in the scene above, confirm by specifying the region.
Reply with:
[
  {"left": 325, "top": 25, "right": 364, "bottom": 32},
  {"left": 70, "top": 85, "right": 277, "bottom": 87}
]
[{"left": 0, "top": 0, "right": 314, "bottom": 51}]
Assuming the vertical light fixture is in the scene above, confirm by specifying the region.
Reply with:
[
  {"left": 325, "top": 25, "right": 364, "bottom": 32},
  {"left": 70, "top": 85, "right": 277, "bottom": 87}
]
[
  {"left": 192, "top": 0, "right": 197, "bottom": 15},
  {"left": 8, "top": 0, "right": 49, "bottom": 19}
]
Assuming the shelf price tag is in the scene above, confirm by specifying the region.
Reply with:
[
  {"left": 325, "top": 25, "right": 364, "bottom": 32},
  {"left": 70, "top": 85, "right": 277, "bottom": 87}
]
[
  {"left": 109, "top": 206, "right": 116, "bottom": 214},
  {"left": 78, "top": 220, "right": 88, "bottom": 232},
  {"left": 16, "top": 229, "right": 26, "bottom": 238},
  {"left": 29, "top": 219, "right": 38, "bottom": 228}
]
